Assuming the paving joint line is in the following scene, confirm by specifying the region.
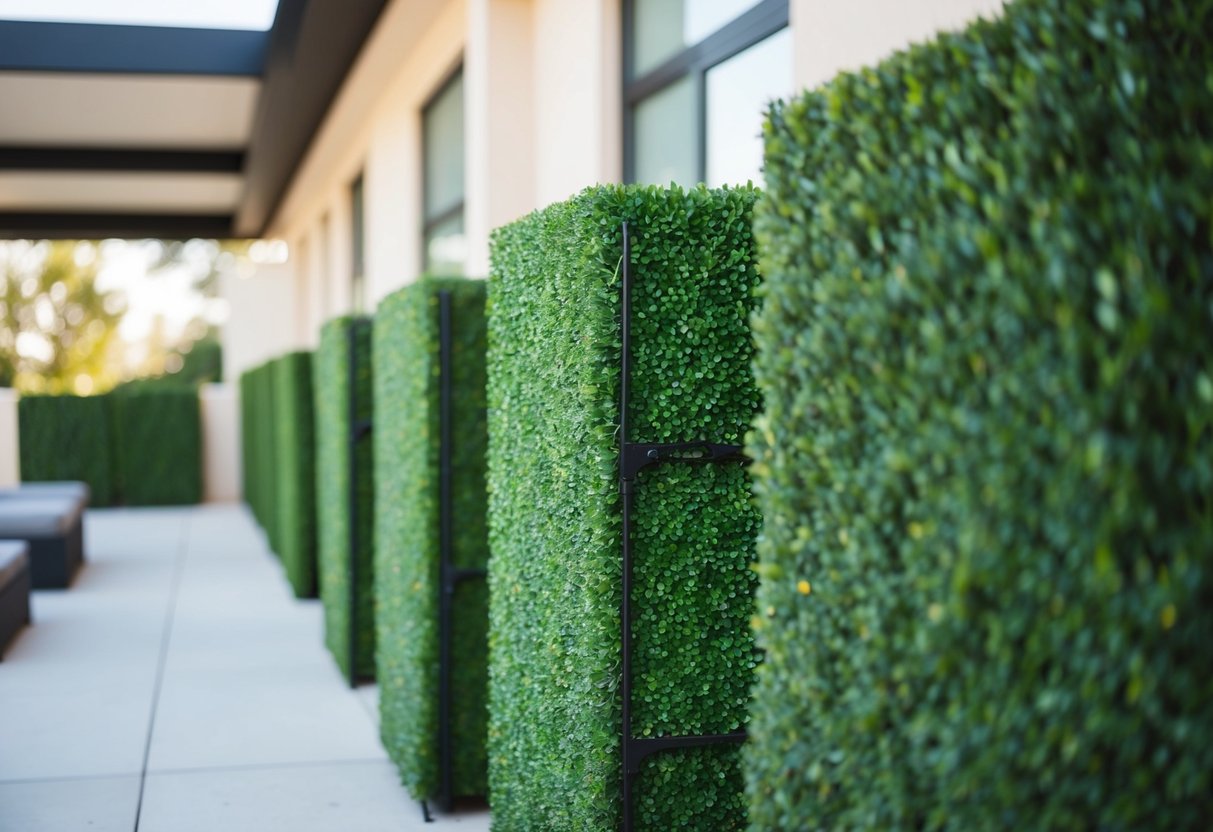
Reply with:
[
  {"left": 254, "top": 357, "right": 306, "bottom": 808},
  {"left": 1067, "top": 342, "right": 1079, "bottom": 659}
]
[{"left": 132, "top": 513, "right": 191, "bottom": 832}]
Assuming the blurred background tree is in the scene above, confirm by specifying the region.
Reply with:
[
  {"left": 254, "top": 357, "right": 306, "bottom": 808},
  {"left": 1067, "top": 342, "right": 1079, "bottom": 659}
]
[
  {"left": 0, "top": 238, "right": 244, "bottom": 394},
  {"left": 0, "top": 240, "right": 126, "bottom": 394}
]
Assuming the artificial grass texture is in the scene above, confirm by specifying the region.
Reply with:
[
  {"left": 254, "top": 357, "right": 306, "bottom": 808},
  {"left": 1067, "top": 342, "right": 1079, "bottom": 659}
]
[
  {"left": 487, "top": 184, "right": 762, "bottom": 830},
  {"left": 110, "top": 386, "right": 202, "bottom": 506},
  {"left": 17, "top": 393, "right": 115, "bottom": 506},
  {"left": 273, "top": 352, "right": 317, "bottom": 597},
  {"left": 315, "top": 316, "right": 376, "bottom": 682},
  {"left": 373, "top": 277, "right": 489, "bottom": 801},
  {"left": 746, "top": 0, "right": 1213, "bottom": 828}
]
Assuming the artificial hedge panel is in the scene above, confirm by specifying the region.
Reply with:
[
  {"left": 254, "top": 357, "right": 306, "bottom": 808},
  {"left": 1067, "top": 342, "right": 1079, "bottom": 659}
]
[
  {"left": 239, "top": 368, "right": 256, "bottom": 520},
  {"left": 17, "top": 394, "right": 115, "bottom": 506},
  {"left": 274, "top": 352, "right": 317, "bottom": 597},
  {"left": 746, "top": 0, "right": 1213, "bottom": 828},
  {"left": 315, "top": 317, "right": 376, "bottom": 681},
  {"left": 373, "top": 277, "right": 489, "bottom": 800},
  {"left": 488, "top": 184, "right": 761, "bottom": 830},
  {"left": 260, "top": 360, "right": 282, "bottom": 554},
  {"left": 110, "top": 386, "right": 202, "bottom": 506}
]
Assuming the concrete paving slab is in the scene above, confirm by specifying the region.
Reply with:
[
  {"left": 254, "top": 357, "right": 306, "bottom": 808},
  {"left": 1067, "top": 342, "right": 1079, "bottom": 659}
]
[{"left": 0, "top": 775, "right": 141, "bottom": 832}]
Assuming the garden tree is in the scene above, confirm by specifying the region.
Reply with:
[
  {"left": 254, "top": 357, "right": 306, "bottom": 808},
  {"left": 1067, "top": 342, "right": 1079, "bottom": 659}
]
[
  {"left": 0, "top": 240, "right": 126, "bottom": 393},
  {"left": 0, "top": 237, "right": 243, "bottom": 393}
]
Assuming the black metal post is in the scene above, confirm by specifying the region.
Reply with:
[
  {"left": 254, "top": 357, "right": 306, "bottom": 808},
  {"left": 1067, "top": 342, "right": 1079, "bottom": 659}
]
[
  {"left": 346, "top": 319, "right": 360, "bottom": 690},
  {"left": 618, "top": 222, "right": 748, "bottom": 832},
  {"left": 438, "top": 290, "right": 455, "bottom": 813}
]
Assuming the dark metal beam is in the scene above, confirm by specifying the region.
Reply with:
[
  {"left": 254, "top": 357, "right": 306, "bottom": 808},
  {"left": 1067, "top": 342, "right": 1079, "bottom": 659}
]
[
  {"left": 0, "top": 212, "right": 236, "bottom": 240},
  {"left": 235, "top": 0, "right": 389, "bottom": 237},
  {"left": 0, "top": 20, "right": 266, "bottom": 77},
  {"left": 0, "top": 147, "right": 245, "bottom": 174}
]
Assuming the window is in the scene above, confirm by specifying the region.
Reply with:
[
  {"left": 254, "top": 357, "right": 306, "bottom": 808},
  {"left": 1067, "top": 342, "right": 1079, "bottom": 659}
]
[
  {"left": 422, "top": 68, "right": 465, "bottom": 276},
  {"left": 350, "top": 174, "right": 366, "bottom": 313},
  {"left": 624, "top": 0, "right": 790, "bottom": 188}
]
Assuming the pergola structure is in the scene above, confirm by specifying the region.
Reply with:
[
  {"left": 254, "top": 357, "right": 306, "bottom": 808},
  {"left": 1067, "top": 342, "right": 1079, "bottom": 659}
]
[{"left": 0, "top": 0, "right": 386, "bottom": 240}]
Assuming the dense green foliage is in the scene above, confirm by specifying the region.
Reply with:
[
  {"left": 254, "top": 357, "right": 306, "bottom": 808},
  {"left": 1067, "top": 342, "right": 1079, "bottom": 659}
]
[
  {"left": 17, "top": 394, "right": 115, "bottom": 506},
  {"left": 488, "top": 185, "right": 761, "bottom": 830},
  {"left": 240, "top": 362, "right": 278, "bottom": 541},
  {"left": 274, "top": 352, "right": 317, "bottom": 598},
  {"left": 315, "top": 317, "right": 376, "bottom": 681},
  {"left": 746, "top": 0, "right": 1213, "bottom": 828},
  {"left": 373, "top": 277, "right": 489, "bottom": 800},
  {"left": 110, "top": 386, "right": 202, "bottom": 506},
  {"left": 19, "top": 389, "right": 202, "bottom": 506}
]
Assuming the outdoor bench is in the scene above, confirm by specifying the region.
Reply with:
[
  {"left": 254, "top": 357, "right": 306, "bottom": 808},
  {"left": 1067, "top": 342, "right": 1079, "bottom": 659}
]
[
  {"left": 0, "top": 540, "right": 32, "bottom": 657},
  {"left": 0, "top": 497, "right": 85, "bottom": 589}
]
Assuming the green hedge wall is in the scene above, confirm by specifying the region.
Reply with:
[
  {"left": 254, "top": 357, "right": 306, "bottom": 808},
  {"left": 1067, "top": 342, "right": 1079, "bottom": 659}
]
[
  {"left": 488, "top": 185, "right": 761, "bottom": 830},
  {"left": 274, "top": 352, "right": 318, "bottom": 597},
  {"left": 746, "top": 0, "right": 1213, "bottom": 829},
  {"left": 315, "top": 317, "right": 376, "bottom": 681},
  {"left": 239, "top": 369, "right": 256, "bottom": 519},
  {"left": 373, "top": 277, "right": 489, "bottom": 800},
  {"left": 19, "top": 389, "right": 202, "bottom": 507},
  {"left": 261, "top": 361, "right": 282, "bottom": 554},
  {"left": 17, "top": 394, "right": 115, "bottom": 506},
  {"left": 110, "top": 387, "right": 202, "bottom": 506},
  {"left": 240, "top": 362, "right": 275, "bottom": 535}
]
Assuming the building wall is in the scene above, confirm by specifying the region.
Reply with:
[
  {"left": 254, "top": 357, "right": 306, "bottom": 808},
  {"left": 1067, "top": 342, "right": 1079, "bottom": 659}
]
[
  {"left": 199, "top": 382, "right": 240, "bottom": 502},
  {"left": 0, "top": 388, "right": 19, "bottom": 487},
  {"left": 267, "top": 0, "right": 1003, "bottom": 329},
  {"left": 792, "top": 0, "right": 1004, "bottom": 89}
]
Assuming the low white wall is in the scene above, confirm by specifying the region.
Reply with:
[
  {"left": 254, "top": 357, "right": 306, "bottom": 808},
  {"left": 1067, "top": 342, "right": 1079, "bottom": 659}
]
[
  {"left": 0, "top": 388, "right": 18, "bottom": 487},
  {"left": 199, "top": 382, "right": 241, "bottom": 503}
]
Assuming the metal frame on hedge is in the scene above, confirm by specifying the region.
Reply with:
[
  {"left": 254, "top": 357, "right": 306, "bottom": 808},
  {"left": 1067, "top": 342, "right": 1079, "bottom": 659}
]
[{"left": 616, "top": 222, "right": 750, "bottom": 832}]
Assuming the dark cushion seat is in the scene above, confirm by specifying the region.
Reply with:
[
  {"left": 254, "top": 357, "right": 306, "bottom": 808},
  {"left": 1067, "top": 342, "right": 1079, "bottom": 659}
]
[
  {"left": 0, "top": 540, "right": 32, "bottom": 658},
  {"left": 0, "top": 481, "right": 91, "bottom": 511},
  {"left": 0, "top": 498, "right": 84, "bottom": 588}
]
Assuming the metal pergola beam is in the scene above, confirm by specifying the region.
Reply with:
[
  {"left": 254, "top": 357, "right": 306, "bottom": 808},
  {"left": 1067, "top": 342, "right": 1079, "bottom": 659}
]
[
  {"left": 0, "top": 147, "right": 245, "bottom": 174},
  {"left": 235, "top": 0, "right": 389, "bottom": 237},
  {"left": 0, "top": 20, "right": 266, "bottom": 77},
  {"left": 0, "top": 212, "right": 235, "bottom": 240}
]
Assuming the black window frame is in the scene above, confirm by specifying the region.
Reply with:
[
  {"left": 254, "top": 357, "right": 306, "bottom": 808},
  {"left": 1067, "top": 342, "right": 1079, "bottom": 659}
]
[
  {"left": 350, "top": 173, "right": 366, "bottom": 313},
  {"left": 622, "top": 0, "right": 789, "bottom": 185},
  {"left": 420, "top": 62, "right": 465, "bottom": 276}
]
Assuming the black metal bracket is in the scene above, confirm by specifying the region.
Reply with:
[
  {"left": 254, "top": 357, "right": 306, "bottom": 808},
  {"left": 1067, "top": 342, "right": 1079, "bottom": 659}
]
[
  {"left": 625, "top": 731, "right": 747, "bottom": 774},
  {"left": 618, "top": 222, "right": 748, "bottom": 832},
  {"left": 621, "top": 441, "right": 746, "bottom": 482}
]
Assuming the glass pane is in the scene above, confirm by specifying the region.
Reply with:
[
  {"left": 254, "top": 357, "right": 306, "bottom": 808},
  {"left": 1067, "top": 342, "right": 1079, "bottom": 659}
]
[
  {"left": 706, "top": 27, "right": 791, "bottom": 187},
  {"left": 634, "top": 0, "right": 763, "bottom": 76},
  {"left": 634, "top": 75, "right": 697, "bottom": 187},
  {"left": 424, "top": 73, "right": 464, "bottom": 220},
  {"left": 424, "top": 212, "right": 466, "bottom": 276}
]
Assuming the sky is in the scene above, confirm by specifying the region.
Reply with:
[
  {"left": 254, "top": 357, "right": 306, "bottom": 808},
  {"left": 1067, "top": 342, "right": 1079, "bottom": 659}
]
[{"left": 0, "top": 0, "right": 280, "bottom": 30}]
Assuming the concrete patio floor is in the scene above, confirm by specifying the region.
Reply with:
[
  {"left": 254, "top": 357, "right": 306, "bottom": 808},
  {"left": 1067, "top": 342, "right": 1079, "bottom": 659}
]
[{"left": 0, "top": 504, "right": 491, "bottom": 832}]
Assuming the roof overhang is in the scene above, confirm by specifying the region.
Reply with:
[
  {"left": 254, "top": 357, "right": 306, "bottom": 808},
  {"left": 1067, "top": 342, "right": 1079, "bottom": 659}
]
[{"left": 0, "top": 0, "right": 388, "bottom": 240}]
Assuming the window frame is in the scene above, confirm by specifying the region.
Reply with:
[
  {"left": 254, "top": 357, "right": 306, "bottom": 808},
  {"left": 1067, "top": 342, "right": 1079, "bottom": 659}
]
[
  {"left": 622, "top": 0, "right": 789, "bottom": 185},
  {"left": 420, "top": 62, "right": 466, "bottom": 276},
  {"left": 350, "top": 173, "right": 366, "bottom": 313}
]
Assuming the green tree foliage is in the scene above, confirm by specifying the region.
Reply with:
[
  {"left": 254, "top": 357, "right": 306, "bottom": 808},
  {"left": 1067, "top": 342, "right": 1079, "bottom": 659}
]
[{"left": 0, "top": 241, "right": 125, "bottom": 393}]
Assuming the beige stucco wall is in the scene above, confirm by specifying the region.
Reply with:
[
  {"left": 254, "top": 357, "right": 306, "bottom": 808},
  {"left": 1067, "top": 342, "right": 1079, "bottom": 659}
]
[
  {"left": 220, "top": 262, "right": 299, "bottom": 382},
  {"left": 199, "top": 383, "right": 240, "bottom": 503},
  {"left": 0, "top": 388, "right": 19, "bottom": 487},
  {"left": 268, "top": 0, "right": 623, "bottom": 311},
  {"left": 792, "top": 0, "right": 1004, "bottom": 90}
]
